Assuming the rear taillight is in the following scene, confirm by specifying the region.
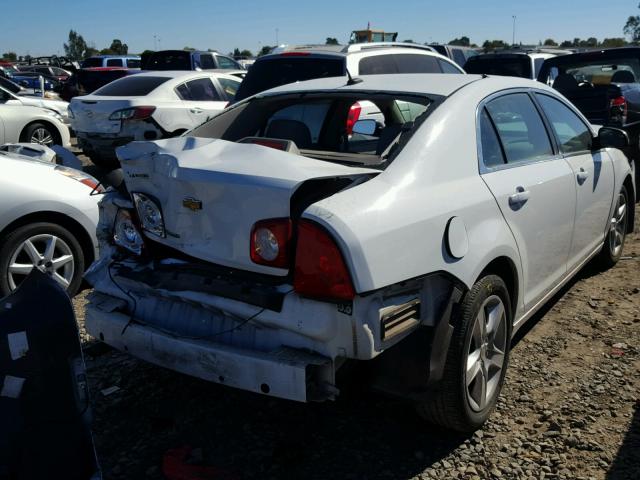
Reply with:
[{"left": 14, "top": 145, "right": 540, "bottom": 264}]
[
  {"left": 609, "top": 96, "right": 627, "bottom": 125},
  {"left": 346, "top": 102, "right": 362, "bottom": 135},
  {"left": 294, "top": 220, "right": 355, "bottom": 302},
  {"left": 250, "top": 218, "right": 292, "bottom": 268},
  {"left": 109, "top": 106, "right": 156, "bottom": 121}
]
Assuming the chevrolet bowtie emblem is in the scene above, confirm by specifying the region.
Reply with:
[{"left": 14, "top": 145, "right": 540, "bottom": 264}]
[{"left": 182, "top": 197, "right": 202, "bottom": 211}]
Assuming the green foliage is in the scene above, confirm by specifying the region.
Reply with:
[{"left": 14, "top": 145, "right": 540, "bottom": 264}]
[
  {"left": 1, "top": 52, "right": 17, "bottom": 62},
  {"left": 449, "top": 36, "right": 470, "bottom": 47},
  {"left": 601, "top": 38, "right": 627, "bottom": 47},
  {"left": 482, "top": 40, "right": 507, "bottom": 52},
  {"left": 63, "top": 30, "right": 89, "bottom": 61},
  {"left": 109, "top": 39, "right": 128, "bottom": 55},
  {"left": 543, "top": 38, "right": 558, "bottom": 46},
  {"left": 325, "top": 37, "right": 339, "bottom": 45},
  {"left": 624, "top": 4, "right": 640, "bottom": 43},
  {"left": 183, "top": 46, "right": 196, "bottom": 51},
  {"left": 258, "top": 45, "right": 275, "bottom": 57}
]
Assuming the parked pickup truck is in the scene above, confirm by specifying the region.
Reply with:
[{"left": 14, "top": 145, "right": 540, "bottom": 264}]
[{"left": 538, "top": 47, "right": 640, "bottom": 195}]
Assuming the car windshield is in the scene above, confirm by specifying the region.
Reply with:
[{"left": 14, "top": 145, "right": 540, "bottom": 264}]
[
  {"left": 465, "top": 56, "right": 532, "bottom": 78},
  {"left": 234, "top": 56, "right": 345, "bottom": 101},
  {"left": 92, "top": 76, "right": 170, "bottom": 96},
  {"left": 540, "top": 57, "right": 640, "bottom": 86},
  {"left": 189, "top": 92, "right": 438, "bottom": 167}
]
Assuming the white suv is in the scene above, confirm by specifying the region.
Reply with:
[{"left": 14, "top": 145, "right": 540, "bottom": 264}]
[{"left": 234, "top": 43, "right": 465, "bottom": 101}]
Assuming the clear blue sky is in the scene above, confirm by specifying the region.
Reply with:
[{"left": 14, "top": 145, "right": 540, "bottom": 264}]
[{"left": 1, "top": 0, "right": 635, "bottom": 56}]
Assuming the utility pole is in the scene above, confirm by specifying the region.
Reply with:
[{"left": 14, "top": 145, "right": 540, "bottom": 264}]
[{"left": 512, "top": 16, "right": 516, "bottom": 46}]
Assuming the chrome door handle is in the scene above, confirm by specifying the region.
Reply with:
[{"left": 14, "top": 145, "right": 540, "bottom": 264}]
[
  {"left": 190, "top": 108, "right": 203, "bottom": 114},
  {"left": 508, "top": 187, "right": 530, "bottom": 208},
  {"left": 577, "top": 168, "right": 589, "bottom": 184}
]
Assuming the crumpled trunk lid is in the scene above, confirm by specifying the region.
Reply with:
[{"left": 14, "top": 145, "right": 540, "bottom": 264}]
[{"left": 116, "top": 137, "right": 378, "bottom": 275}]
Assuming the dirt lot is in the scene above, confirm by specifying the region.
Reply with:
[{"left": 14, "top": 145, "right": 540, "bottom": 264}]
[{"left": 73, "top": 211, "right": 639, "bottom": 480}]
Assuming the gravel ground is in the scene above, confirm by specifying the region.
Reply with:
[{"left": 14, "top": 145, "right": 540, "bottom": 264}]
[{"left": 72, "top": 151, "right": 639, "bottom": 480}]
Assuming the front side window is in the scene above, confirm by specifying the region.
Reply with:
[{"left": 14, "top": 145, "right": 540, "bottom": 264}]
[
  {"left": 200, "top": 55, "right": 215, "bottom": 69},
  {"left": 535, "top": 94, "right": 592, "bottom": 154},
  {"left": 452, "top": 49, "right": 466, "bottom": 67},
  {"left": 485, "top": 93, "right": 553, "bottom": 164},
  {"left": 216, "top": 56, "right": 240, "bottom": 69},
  {"left": 439, "top": 59, "right": 461, "bottom": 74},
  {"left": 127, "top": 59, "right": 141, "bottom": 68},
  {"left": 218, "top": 77, "right": 241, "bottom": 99}
]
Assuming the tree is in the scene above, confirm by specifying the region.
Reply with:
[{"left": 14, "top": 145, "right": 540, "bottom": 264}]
[
  {"left": 258, "top": 45, "right": 274, "bottom": 57},
  {"left": 109, "top": 39, "right": 128, "bottom": 55},
  {"left": 63, "top": 30, "right": 89, "bottom": 61},
  {"left": 232, "top": 48, "right": 241, "bottom": 57},
  {"left": 1, "top": 52, "right": 17, "bottom": 62},
  {"left": 402, "top": 39, "right": 415, "bottom": 44},
  {"left": 601, "top": 37, "right": 627, "bottom": 48},
  {"left": 543, "top": 38, "right": 558, "bottom": 46},
  {"left": 559, "top": 40, "right": 573, "bottom": 48},
  {"left": 482, "top": 40, "right": 507, "bottom": 52},
  {"left": 239, "top": 49, "right": 252, "bottom": 58},
  {"left": 449, "top": 36, "right": 470, "bottom": 47},
  {"left": 325, "top": 37, "right": 339, "bottom": 45},
  {"left": 625, "top": 3, "right": 640, "bottom": 43},
  {"left": 585, "top": 37, "right": 598, "bottom": 47},
  {"left": 183, "top": 46, "right": 196, "bottom": 51}
]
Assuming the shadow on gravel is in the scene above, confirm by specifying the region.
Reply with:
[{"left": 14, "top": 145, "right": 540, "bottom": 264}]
[
  {"left": 606, "top": 401, "right": 640, "bottom": 479},
  {"left": 511, "top": 261, "right": 604, "bottom": 347},
  {"left": 89, "top": 360, "right": 470, "bottom": 480}
]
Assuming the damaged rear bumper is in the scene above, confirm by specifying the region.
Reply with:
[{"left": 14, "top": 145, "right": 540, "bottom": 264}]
[{"left": 85, "top": 292, "right": 336, "bottom": 402}]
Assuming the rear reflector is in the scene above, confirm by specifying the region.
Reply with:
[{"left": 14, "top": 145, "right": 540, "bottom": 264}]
[
  {"left": 609, "top": 96, "right": 627, "bottom": 125},
  {"left": 250, "top": 218, "right": 292, "bottom": 268},
  {"left": 294, "top": 220, "right": 355, "bottom": 302}
]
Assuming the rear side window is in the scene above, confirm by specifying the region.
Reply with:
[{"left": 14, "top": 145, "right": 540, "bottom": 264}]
[
  {"left": 176, "top": 78, "right": 220, "bottom": 101},
  {"left": 81, "top": 57, "right": 103, "bottom": 68},
  {"left": 127, "top": 59, "right": 141, "bottom": 68},
  {"left": 359, "top": 54, "right": 442, "bottom": 74},
  {"left": 200, "top": 55, "right": 215, "bottom": 69},
  {"left": 106, "top": 58, "right": 123, "bottom": 67},
  {"left": 479, "top": 108, "right": 506, "bottom": 168},
  {"left": 218, "top": 77, "right": 241, "bottom": 99},
  {"left": 235, "top": 57, "right": 345, "bottom": 101},
  {"left": 535, "top": 94, "right": 592, "bottom": 153},
  {"left": 93, "top": 76, "right": 170, "bottom": 96},
  {"left": 452, "top": 49, "right": 466, "bottom": 67},
  {"left": 439, "top": 59, "right": 461, "bottom": 74},
  {"left": 465, "top": 56, "right": 532, "bottom": 79},
  {"left": 485, "top": 93, "right": 553, "bottom": 164}
]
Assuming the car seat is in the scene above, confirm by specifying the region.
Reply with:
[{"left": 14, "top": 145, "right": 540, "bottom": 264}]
[
  {"left": 611, "top": 70, "right": 635, "bottom": 83},
  {"left": 552, "top": 74, "right": 580, "bottom": 93},
  {"left": 265, "top": 119, "right": 312, "bottom": 149}
]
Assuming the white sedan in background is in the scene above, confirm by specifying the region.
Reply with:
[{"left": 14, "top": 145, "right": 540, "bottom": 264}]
[
  {"left": 69, "top": 70, "right": 242, "bottom": 168},
  {"left": 0, "top": 149, "right": 100, "bottom": 297},
  {"left": 1, "top": 85, "right": 70, "bottom": 122},
  {"left": 85, "top": 74, "right": 634, "bottom": 432},
  {"left": 0, "top": 103, "right": 71, "bottom": 147}
]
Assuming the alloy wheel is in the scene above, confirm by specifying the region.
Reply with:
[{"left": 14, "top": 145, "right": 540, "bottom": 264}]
[
  {"left": 466, "top": 294, "right": 508, "bottom": 412},
  {"left": 30, "top": 127, "right": 54, "bottom": 146},
  {"left": 608, "top": 192, "right": 627, "bottom": 258},
  {"left": 7, "top": 234, "right": 75, "bottom": 290}
]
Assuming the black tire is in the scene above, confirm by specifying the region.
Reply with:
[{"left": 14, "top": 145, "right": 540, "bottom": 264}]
[
  {"left": 22, "top": 122, "right": 60, "bottom": 146},
  {"left": 416, "top": 275, "right": 512, "bottom": 432},
  {"left": 0, "top": 222, "right": 85, "bottom": 297},
  {"left": 595, "top": 184, "right": 629, "bottom": 270}
]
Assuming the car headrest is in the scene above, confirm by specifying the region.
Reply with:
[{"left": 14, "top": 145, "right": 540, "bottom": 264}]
[
  {"left": 611, "top": 70, "right": 635, "bottom": 83},
  {"left": 552, "top": 73, "right": 580, "bottom": 92},
  {"left": 265, "top": 119, "right": 312, "bottom": 149}
]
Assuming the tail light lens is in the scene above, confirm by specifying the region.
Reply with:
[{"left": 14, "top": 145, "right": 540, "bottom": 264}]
[
  {"left": 609, "top": 96, "right": 627, "bottom": 125},
  {"left": 294, "top": 220, "right": 355, "bottom": 301},
  {"left": 109, "top": 106, "right": 156, "bottom": 121},
  {"left": 346, "top": 102, "right": 362, "bottom": 135},
  {"left": 250, "top": 218, "right": 292, "bottom": 268}
]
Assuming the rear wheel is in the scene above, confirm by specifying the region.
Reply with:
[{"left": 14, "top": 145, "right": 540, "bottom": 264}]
[
  {"left": 416, "top": 275, "right": 512, "bottom": 432},
  {"left": 595, "top": 185, "right": 629, "bottom": 269},
  {"left": 0, "top": 223, "right": 85, "bottom": 297}
]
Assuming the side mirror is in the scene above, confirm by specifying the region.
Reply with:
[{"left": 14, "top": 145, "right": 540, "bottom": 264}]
[
  {"left": 352, "top": 119, "right": 376, "bottom": 135},
  {"left": 597, "top": 127, "right": 629, "bottom": 149}
]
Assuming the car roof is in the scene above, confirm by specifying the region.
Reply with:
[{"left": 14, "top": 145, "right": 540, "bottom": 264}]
[
  {"left": 132, "top": 70, "right": 235, "bottom": 79},
  {"left": 542, "top": 47, "right": 640, "bottom": 65},
  {"left": 255, "top": 73, "right": 548, "bottom": 98},
  {"left": 88, "top": 55, "right": 140, "bottom": 59},
  {"left": 266, "top": 42, "right": 437, "bottom": 58}
]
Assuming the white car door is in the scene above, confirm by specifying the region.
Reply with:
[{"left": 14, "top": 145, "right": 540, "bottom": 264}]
[
  {"left": 0, "top": 106, "right": 5, "bottom": 143},
  {"left": 176, "top": 77, "right": 227, "bottom": 126},
  {"left": 478, "top": 92, "right": 577, "bottom": 311},
  {"left": 534, "top": 93, "right": 615, "bottom": 266}
]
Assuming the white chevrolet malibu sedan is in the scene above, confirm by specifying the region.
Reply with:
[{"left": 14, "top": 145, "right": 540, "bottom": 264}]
[{"left": 84, "top": 74, "right": 635, "bottom": 431}]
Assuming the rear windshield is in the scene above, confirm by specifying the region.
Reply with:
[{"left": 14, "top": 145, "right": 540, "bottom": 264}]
[
  {"left": 81, "top": 57, "right": 104, "bottom": 68},
  {"left": 358, "top": 54, "right": 444, "bottom": 74},
  {"left": 93, "top": 76, "right": 169, "bottom": 96},
  {"left": 539, "top": 57, "right": 640, "bottom": 87},
  {"left": 144, "top": 51, "right": 191, "bottom": 70},
  {"left": 127, "top": 59, "right": 142, "bottom": 68},
  {"left": 190, "top": 91, "right": 439, "bottom": 168},
  {"left": 234, "top": 57, "right": 345, "bottom": 101},
  {"left": 465, "top": 56, "right": 532, "bottom": 79}
]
